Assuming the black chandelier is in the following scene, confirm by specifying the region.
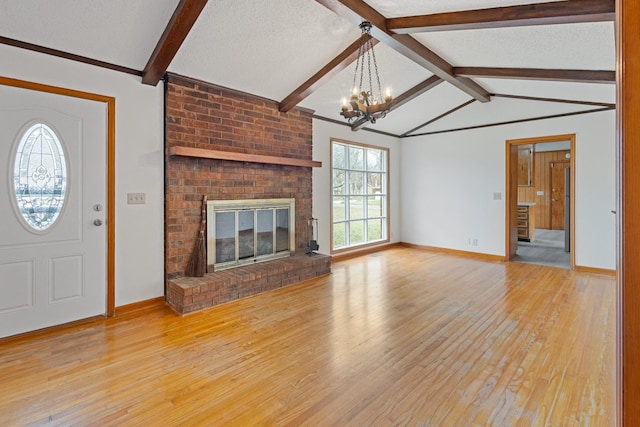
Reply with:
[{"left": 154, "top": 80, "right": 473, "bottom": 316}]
[{"left": 340, "top": 21, "right": 392, "bottom": 125}]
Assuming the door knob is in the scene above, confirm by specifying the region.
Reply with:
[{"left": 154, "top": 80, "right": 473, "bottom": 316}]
[{"left": 93, "top": 219, "right": 103, "bottom": 226}]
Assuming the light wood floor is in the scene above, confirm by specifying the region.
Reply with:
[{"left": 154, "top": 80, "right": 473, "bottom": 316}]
[{"left": 0, "top": 247, "right": 615, "bottom": 426}]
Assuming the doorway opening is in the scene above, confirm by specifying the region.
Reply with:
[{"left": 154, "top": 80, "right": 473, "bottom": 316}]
[{"left": 505, "top": 134, "right": 576, "bottom": 269}]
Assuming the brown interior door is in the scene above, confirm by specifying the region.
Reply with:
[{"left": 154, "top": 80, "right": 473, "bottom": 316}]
[{"left": 550, "top": 160, "right": 569, "bottom": 230}]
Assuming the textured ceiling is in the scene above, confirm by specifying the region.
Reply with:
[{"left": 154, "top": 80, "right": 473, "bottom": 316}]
[{"left": 0, "top": 0, "right": 616, "bottom": 137}]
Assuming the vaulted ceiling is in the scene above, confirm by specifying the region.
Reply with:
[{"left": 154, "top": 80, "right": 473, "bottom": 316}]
[{"left": 0, "top": 0, "right": 616, "bottom": 137}]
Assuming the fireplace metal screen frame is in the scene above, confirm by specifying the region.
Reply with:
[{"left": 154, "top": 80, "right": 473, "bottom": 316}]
[{"left": 206, "top": 198, "right": 296, "bottom": 272}]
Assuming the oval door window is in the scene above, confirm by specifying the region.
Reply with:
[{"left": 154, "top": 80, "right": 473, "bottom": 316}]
[{"left": 12, "top": 123, "right": 68, "bottom": 231}]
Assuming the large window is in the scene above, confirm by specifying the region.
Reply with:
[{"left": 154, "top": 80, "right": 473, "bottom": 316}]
[{"left": 331, "top": 139, "right": 388, "bottom": 251}]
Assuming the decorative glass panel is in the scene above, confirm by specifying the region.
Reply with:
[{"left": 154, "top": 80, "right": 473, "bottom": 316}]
[{"left": 13, "top": 123, "right": 67, "bottom": 231}]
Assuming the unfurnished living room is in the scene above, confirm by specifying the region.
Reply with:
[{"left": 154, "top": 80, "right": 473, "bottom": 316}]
[{"left": 1, "top": 1, "right": 638, "bottom": 425}]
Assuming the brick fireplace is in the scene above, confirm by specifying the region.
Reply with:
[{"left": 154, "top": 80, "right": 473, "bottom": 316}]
[{"left": 164, "top": 74, "right": 330, "bottom": 314}]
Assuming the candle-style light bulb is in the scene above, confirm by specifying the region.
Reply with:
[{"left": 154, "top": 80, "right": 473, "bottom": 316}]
[
  {"left": 341, "top": 97, "right": 349, "bottom": 111},
  {"left": 384, "top": 88, "right": 392, "bottom": 103}
]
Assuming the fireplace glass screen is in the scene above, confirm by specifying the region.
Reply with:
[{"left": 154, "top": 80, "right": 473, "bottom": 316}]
[{"left": 207, "top": 199, "right": 295, "bottom": 271}]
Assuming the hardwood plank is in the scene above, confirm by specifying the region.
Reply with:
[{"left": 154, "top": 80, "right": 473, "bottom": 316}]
[
  {"left": 387, "top": 0, "right": 615, "bottom": 33},
  {"left": 0, "top": 248, "right": 615, "bottom": 425}
]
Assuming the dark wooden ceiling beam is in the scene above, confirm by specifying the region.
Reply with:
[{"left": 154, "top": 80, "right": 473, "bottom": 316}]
[
  {"left": 405, "top": 106, "right": 614, "bottom": 137},
  {"left": 492, "top": 93, "right": 616, "bottom": 108},
  {"left": 402, "top": 99, "right": 477, "bottom": 137},
  {"left": 0, "top": 36, "right": 142, "bottom": 76},
  {"left": 350, "top": 75, "right": 443, "bottom": 131},
  {"left": 454, "top": 67, "right": 616, "bottom": 84},
  {"left": 315, "top": 0, "right": 491, "bottom": 103},
  {"left": 387, "top": 0, "right": 615, "bottom": 34},
  {"left": 142, "top": 0, "right": 208, "bottom": 86},
  {"left": 279, "top": 35, "right": 377, "bottom": 113}
]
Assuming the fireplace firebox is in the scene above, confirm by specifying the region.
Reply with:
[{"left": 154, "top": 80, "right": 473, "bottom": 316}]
[{"left": 206, "top": 198, "right": 295, "bottom": 271}]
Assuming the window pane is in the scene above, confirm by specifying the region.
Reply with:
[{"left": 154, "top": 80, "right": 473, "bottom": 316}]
[
  {"left": 349, "top": 220, "right": 364, "bottom": 245},
  {"left": 367, "top": 196, "right": 382, "bottom": 217},
  {"left": 215, "top": 212, "right": 236, "bottom": 263},
  {"left": 256, "top": 209, "right": 274, "bottom": 256},
  {"left": 348, "top": 196, "right": 364, "bottom": 220},
  {"left": 349, "top": 146, "right": 364, "bottom": 170},
  {"left": 367, "top": 219, "right": 383, "bottom": 241},
  {"left": 367, "top": 173, "right": 383, "bottom": 195},
  {"left": 331, "top": 140, "right": 389, "bottom": 252},
  {"left": 333, "top": 222, "right": 346, "bottom": 248},
  {"left": 332, "top": 143, "right": 346, "bottom": 168},
  {"left": 275, "top": 208, "right": 289, "bottom": 252},
  {"left": 238, "top": 210, "right": 255, "bottom": 259},
  {"left": 333, "top": 170, "right": 345, "bottom": 195},
  {"left": 367, "top": 149, "right": 383, "bottom": 171},
  {"left": 333, "top": 197, "right": 346, "bottom": 221},
  {"left": 13, "top": 123, "right": 67, "bottom": 231},
  {"left": 348, "top": 171, "right": 364, "bottom": 195}
]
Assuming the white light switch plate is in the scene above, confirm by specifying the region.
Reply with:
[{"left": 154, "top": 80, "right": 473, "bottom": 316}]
[{"left": 127, "top": 192, "right": 146, "bottom": 205}]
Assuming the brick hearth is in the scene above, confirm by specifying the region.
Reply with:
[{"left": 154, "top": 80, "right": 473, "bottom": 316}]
[{"left": 167, "top": 253, "right": 330, "bottom": 314}]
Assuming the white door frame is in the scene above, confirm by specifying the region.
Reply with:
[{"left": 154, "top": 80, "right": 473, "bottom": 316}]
[{"left": 0, "top": 76, "right": 116, "bottom": 317}]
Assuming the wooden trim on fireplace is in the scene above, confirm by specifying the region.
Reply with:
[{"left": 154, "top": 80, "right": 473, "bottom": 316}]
[{"left": 168, "top": 146, "right": 322, "bottom": 168}]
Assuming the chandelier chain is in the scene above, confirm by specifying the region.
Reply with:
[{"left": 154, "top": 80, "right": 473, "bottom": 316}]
[
  {"left": 340, "top": 21, "right": 392, "bottom": 126},
  {"left": 371, "top": 38, "right": 383, "bottom": 104}
]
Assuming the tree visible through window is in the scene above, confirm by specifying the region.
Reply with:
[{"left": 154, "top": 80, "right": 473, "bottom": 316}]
[{"left": 331, "top": 139, "right": 388, "bottom": 251}]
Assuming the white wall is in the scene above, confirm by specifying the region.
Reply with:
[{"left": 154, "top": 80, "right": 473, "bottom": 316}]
[
  {"left": 400, "top": 110, "right": 616, "bottom": 270},
  {"left": 0, "top": 45, "right": 165, "bottom": 305},
  {"left": 312, "top": 119, "right": 401, "bottom": 256}
]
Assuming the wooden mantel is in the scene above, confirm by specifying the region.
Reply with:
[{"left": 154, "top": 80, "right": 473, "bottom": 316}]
[{"left": 168, "top": 146, "right": 322, "bottom": 168}]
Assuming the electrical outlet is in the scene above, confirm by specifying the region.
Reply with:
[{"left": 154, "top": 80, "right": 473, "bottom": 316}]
[
  {"left": 127, "top": 192, "right": 146, "bottom": 205},
  {"left": 493, "top": 192, "right": 502, "bottom": 200}
]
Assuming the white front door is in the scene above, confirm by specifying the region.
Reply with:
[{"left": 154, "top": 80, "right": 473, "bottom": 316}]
[{"left": 0, "top": 84, "right": 107, "bottom": 338}]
